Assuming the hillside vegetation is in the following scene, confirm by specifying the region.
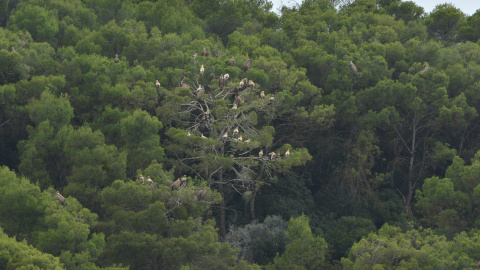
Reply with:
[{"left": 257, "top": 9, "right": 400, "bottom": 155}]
[{"left": 2, "top": 0, "right": 480, "bottom": 269}]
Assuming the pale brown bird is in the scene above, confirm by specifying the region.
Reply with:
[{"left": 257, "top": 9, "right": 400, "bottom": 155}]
[
  {"left": 223, "top": 132, "right": 228, "bottom": 139},
  {"left": 187, "top": 131, "right": 191, "bottom": 136},
  {"left": 269, "top": 152, "right": 276, "bottom": 159},
  {"left": 232, "top": 103, "right": 238, "bottom": 109},
  {"left": 146, "top": 176, "right": 153, "bottom": 186},
  {"left": 259, "top": 149, "right": 263, "bottom": 158},
  {"left": 245, "top": 138, "right": 251, "bottom": 143},
  {"left": 239, "top": 80, "right": 245, "bottom": 87},
  {"left": 269, "top": 95, "right": 275, "bottom": 104},
  {"left": 228, "top": 57, "right": 235, "bottom": 67},
  {"left": 201, "top": 133, "right": 207, "bottom": 139},
  {"left": 224, "top": 73, "right": 230, "bottom": 80},
  {"left": 140, "top": 174, "right": 145, "bottom": 184},
  {"left": 198, "top": 187, "right": 207, "bottom": 200},
  {"left": 235, "top": 95, "right": 243, "bottom": 105},
  {"left": 114, "top": 54, "right": 119, "bottom": 63},
  {"left": 260, "top": 91, "right": 265, "bottom": 99},
  {"left": 285, "top": 149, "right": 290, "bottom": 156},
  {"left": 248, "top": 80, "right": 255, "bottom": 88},
  {"left": 244, "top": 59, "right": 251, "bottom": 72},
  {"left": 238, "top": 135, "right": 243, "bottom": 141},
  {"left": 219, "top": 75, "right": 224, "bottom": 88},
  {"left": 181, "top": 175, "right": 187, "bottom": 187},
  {"left": 56, "top": 191, "right": 67, "bottom": 206},
  {"left": 201, "top": 47, "right": 208, "bottom": 57},
  {"left": 196, "top": 85, "right": 205, "bottom": 96},
  {"left": 420, "top": 65, "right": 428, "bottom": 74},
  {"left": 190, "top": 52, "right": 197, "bottom": 59},
  {"left": 171, "top": 178, "right": 181, "bottom": 190},
  {"left": 233, "top": 127, "right": 239, "bottom": 136},
  {"left": 155, "top": 80, "right": 161, "bottom": 89},
  {"left": 349, "top": 61, "right": 357, "bottom": 72},
  {"left": 200, "top": 65, "right": 204, "bottom": 75}
]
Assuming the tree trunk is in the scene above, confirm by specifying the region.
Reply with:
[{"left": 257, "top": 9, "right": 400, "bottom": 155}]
[{"left": 405, "top": 120, "right": 417, "bottom": 215}]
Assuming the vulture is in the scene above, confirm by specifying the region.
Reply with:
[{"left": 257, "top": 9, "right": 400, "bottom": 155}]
[
  {"left": 224, "top": 73, "right": 230, "bottom": 80},
  {"left": 114, "top": 54, "right": 119, "bottom": 63},
  {"left": 245, "top": 138, "right": 250, "bottom": 143},
  {"left": 244, "top": 59, "right": 251, "bottom": 72},
  {"left": 196, "top": 85, "right": 205, "bottom": 96},
  {"left": 260, "top": 91, "right": 265, "bottom": 99},
  {"left": 201, "top": 133, "right": 207, "bottom": 139},
  {"left": 57, "top": 191, "right": 67, "bottom": 206},
  {"left": 259, "top": 149, "right": 263, "bottom": 158},
  {"left": 349, "top": 61, "right": 357, "bottom": 72},
  {"left": 228, "top": 57, "right": 235, "bottom": 67},
  {"left": 155, "top": 80, "right": 161, "bottom": 89},
  {"left": 11, "top": 47, "right": 16, "bottom": 52},
  {"left": 181, "top": 175, "right": 187, "bottom": 187},
  {"left": 285, "top": 149, "right": 290, "bottom": 157},
  {"left": 269, "top": 95, "right": 275, "bottom": 104},
  {"left": 233, "top": 127, "right": 239, "bottom": 136},
  {"left": 269, "top": 152, "right": 276, "bottom": 159},
  {"left": 187, "top": 131, "right": 191, "bottom": 136},
  {"left": 190, "top": 52, "right": 197, "bottom": 59},
  {"left": 235, "top": 95, "right": 243, "bottom": 105},
  {"left": 198, "top": 187, "right": 207, "bottom": 200},
  {"left": 223, "top": 132, "right": 229, "bottom": 139},
  {"left": 200, "top": 65, "right": 205, "bottom": 75},
  {"left": 219, "top": 75, "right": 224, "bottom": 88},
  {"left": 201, "top": 47, "right": 208, "bottom": 57},
  {"left": 238, "top": 135, "right": 243, "bottom": 141},
  {"left": 232, "top": 103, "right": 238, "bottom": 110},
  {"left": 239, "top": 80, "right": 245, "bottom": 87},
  {"left": 248, "top": 80, "right": 255, "bottom": 88},
  {"left": 140, "top": 174, "right": 145, "bottom": 184},
  {"left": 147, "top": 176, "right": 153, "bottom": 186},
  {"left": 420, "top": 65, "right": 428, "bottom": 74},
  {"left": 171, "top": 178, "right": 181, "bottom": 190}
]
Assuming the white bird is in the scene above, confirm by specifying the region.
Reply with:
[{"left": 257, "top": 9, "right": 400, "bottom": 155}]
[
  {"left": 245, "top": 138, "right": 251, "bottom": 143},
  {"left": 349, "top": 61, "right": 357, "bottom": 72},
  {"left": 259, "top": 150, "right": 263, "bottom": 158},
  {"left": 155, "top": 80, "right": 161, "bottom": 89},
  {"left": 260, "top": 91, "right": 265, "bottom": 99},
  {"left": 232, "top": 103, "right": 238, "bottom": 110},
  {"left": 269, "top": 95, "right": 275, "bottom": 104},
  {"left": 187, "top": 131, "right": 191, "bottom": 136},
  {"left": 223, "top": 132, "right": 228, "bottom": 139},
  {"left": 200, "top": 65, "right": 204, "bottom": 75},
  {"left": 233, "top": 127, "right": 239, "bottom": 136},
  {"left": 238, "top": 135, "right": 243, "bottom": 141},
  {"left": 224, "top": 73, "right": 230, "bottom": 80},
  {"left": 140, "top": 174, "right": 145, "bottom": 184},
  {"left": 269, "top": 152, "right": 276, "bottom": 159},
  {"left": 285, "top": 149, "right": 290, "bottom": 156},
  {"left": 201, "top": 133, "right": 207, "bottom": 139},
  {"left": 420, "top": 65, "right": 428, "bottom": 74}
]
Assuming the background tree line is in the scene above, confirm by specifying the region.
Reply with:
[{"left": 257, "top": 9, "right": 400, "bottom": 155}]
[{"left": 1, "top": 0, "right": 480, "bottom": 269}]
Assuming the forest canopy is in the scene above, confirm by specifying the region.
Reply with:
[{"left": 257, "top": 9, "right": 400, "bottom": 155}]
[{"left": 1, "top": 0, "right": 480, "bottom": 269}]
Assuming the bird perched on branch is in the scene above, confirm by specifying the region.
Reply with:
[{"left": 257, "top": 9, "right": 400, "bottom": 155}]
[
  {"left": 244, "top": 59, "right": 251, "bottom": 72},
  {"left": 223, "top": 132, "right": 228, "bottom": 140},
  {"left": 155, "top": 80, "right": 161, "bottom": 89},
  {"left": 196, "top": 85, "right": 205, "bottom": 96},
  {"left": 57, "top": 191, "right": 67, "bottom": 206},
  {"left": 11, "top": 47, "right": 16, "bottom": 52},
  {"left": 228, "top": 57, "right": 235, "bottom": 67},
  {"left": 200, "top": 65, "right": 204, "bottom": 75},
  {"left": 224, "top": 73, "right": 229, "bottom": 80},
  {"left": 259, "top": 149, "right": 263, "bottom": 158},
  {"left": 198, "top": 187, "right": 207, "bottom": 200},
  {"left": 181, "top": 175, "right": 187, "bottom": 187},
  {"left": 139, "top": 174, "right": 145, "bottom": 184},
  {"left": 245, "top": 138, "right": 251, "bottom": 143},
  {"left": 201, "top": 47, "right": 208, "bottom": 57},
  {"left": 233, "top": 127, "right": 239, "bottom": 136},
  {"left": 187, "top": 131, "right": 191, "bottom": 136},
  {"left": 285, "top": 149, "right": 290, "bottom": 156},
  {"left": 232, "top": 103, "right": 238, "bottom": 110},
  {"left": 260, "top": 91, "right": 265, "bottom": 99},
  {"left": 190, "top": 52, "right": 197, "bottom": 59},
  {"left": 269, "top": 152, "right": 276, "bottom": 159},
  {"left": 235, "top": 95, "right": 243, "bottom": 106},
  {"left": 269, "top": 95, "right": 275, "bottom": 104},
  {"left": 419, "top": 65, "right": 428, "bottom": 74},
  {"left": 219, "top": 75, "right": 224, "bottom": 88},
  {"left": 114, "top": 54, "right": 119, "bottom": 63},
  {"left": 248, "top": 80, "right": 255, "bottom": 88},
  {"left": 201, "top": 133, "right": 207, "bottom": 139},
  {"left": 349, "top": 61, "right": 357, "bottom": 72},
  {"left": 238, "top": 135, "right": 243, "bottom": 141},
  {"left": 171, "top": 178, "right": 181, "bottom": 190},
  {"left": 146, "top": 176, "right": 153, "bottom": 186}
]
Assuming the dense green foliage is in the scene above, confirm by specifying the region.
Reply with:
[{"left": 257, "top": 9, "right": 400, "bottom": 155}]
[{"left": 1, "top": 0, "right": 480, "bottom": 268}]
